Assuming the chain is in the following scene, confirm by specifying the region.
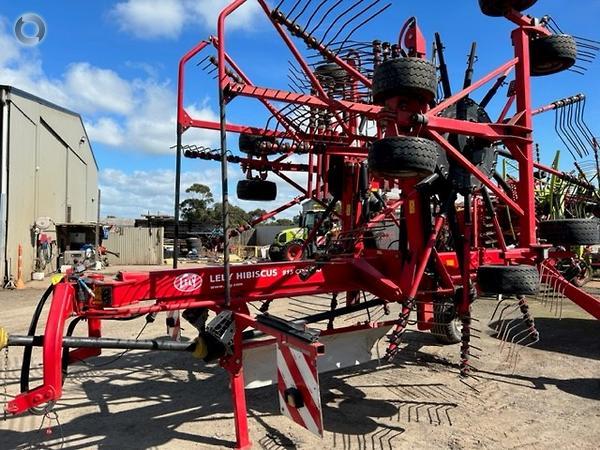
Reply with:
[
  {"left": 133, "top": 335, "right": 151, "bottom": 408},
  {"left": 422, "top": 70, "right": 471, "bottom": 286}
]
[{"left": 2, "top": 346, "right": 8, "bottom": 421}]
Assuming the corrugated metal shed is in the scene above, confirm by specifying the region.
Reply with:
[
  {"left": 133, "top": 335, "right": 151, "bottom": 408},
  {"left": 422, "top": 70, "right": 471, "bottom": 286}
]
[
  {"left": 0, "top": 85, "right": 99, "bottom": 281},
  {"left": 104, "top": 226, "right": 164, "bottom": 265}
]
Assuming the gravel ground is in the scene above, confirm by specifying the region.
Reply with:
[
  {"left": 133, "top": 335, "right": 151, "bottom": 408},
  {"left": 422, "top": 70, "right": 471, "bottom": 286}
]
[{"left": 0, "top": 274, "right": 598, "bottom": 450}]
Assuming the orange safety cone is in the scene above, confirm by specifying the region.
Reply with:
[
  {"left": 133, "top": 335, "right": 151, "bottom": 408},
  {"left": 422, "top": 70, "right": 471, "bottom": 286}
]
[{"left": 15, "top": 244, "right": 25, "bottom": 289}]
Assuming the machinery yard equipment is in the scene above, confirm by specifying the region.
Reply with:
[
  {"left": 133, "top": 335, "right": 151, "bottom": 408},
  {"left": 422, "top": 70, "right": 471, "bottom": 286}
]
[
  {"left": 2, "top": 1, "right": 600, "bottom": 449},
  {"left": 267, "top": 201, "right": 333, "bottom": 261}
]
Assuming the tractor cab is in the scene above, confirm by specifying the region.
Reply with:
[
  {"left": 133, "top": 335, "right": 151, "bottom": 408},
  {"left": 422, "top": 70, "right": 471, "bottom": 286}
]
[{"left": 268, "top": 203, "right": 329, "bottom": 261}]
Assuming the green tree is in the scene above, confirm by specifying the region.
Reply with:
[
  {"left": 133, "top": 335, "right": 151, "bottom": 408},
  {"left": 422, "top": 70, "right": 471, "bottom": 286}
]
[
  {"left": 272, "top": 218, "right": 294, "bottom": 226},
  {"left": 180, "top": 183, "right": 214, "bottom": 223},
  {"left": 211, "top": 203, "right": 251, "bottom": 227}
]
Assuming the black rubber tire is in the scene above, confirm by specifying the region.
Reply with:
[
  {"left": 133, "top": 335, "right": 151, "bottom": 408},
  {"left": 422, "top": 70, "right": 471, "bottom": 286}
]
[
  {"left": 530, "top": 34, "right": 577, "bottom": 76},
  {"left": 369, "top": 136, "right": 438, "bottom": 179},
  {"left": 431, "top": 299, "right": 462, "bottom": 345},
  {"left": 478, "top": 0, "right": 537, "bottom": 16},
  {"left": 539, "top": 218, "right": 600, "bottom": 245},
  {"left": 477, "top": 265, "right": 540, "bottom": 296},
  {"left": 238, "top": 133, "right": 277, "bottom": 155},
  {"left": 268, "top": 244, "right": 283, "bottom": 262},
  {"left": 236, "top": 179, "right": 277, "bottom": 201},
  {"left": 315, "top": 63, "right": 348, "bottom": 84},
  {"left": 372, "top": 57, "right": 437, "bottom": 105}
]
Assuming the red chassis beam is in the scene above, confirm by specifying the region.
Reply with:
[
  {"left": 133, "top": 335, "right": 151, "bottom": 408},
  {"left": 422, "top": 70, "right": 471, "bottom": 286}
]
[{"left": 5, "top": 241, "right": 548, "bottom": 416}]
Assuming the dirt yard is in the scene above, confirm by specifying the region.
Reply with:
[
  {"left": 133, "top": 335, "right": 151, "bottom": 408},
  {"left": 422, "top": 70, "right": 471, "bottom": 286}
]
[{"left": 0, "top": 275, "right": 598, "bottom": 449}]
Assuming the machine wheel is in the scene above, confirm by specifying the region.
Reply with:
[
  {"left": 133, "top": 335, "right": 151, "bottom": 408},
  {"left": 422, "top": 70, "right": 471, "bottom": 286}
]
[
  {"left": 236, "top": 179, "right": 277, "bottom": 201},
  {"left": 530, "top": 34, "right": 577, "bottom": 76},
  {"left": 282, "top": 240, "right": 304, "bottom": 261},
  {"left": 478, "top": 0, "right": 537, "bottom": 17},
  {"left": 539, "top": 218, "right": 600, "bottom": 245},
  {"left": 477, "top": 265, "right": 540, "bottom": 295},
  {"left": 440, "top": 97, "right": 498, "bottom": 192},
  {"left": 369, "top": 136, "right": 439, "bottom": 179},
  {"left": 268, "top": 244, "right": 283, "bottom": 262},
  {"left": 572, "top": 264, "right": 593, "bottom": 288},
  {"left": 430, "top": 298, "right": 462, "bottom": 345},
  {"left": 372, "top": 57, "right": 437, "bottom": 105},
  {"left": 315, "top": 63, "right": 348, "bottom": 86},
  {"left": 239, "top": 133, "right": 277, "bottom": 155}
]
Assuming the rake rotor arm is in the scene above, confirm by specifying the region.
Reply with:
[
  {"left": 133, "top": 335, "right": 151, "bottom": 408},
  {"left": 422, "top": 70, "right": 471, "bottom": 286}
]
[{"left": 428, "top": 130, "right": 524, "bottom": 215}]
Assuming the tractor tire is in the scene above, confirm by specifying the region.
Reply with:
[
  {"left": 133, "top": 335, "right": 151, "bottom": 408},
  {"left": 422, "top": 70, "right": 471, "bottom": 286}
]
[
  {"left": 369, "top": 136, "right": 439, "bottom": 179},
  {"left": 268, "top": 244, "right": 283, "bottom": 262},
  {"left": 372, "top": 57, "right": 437, "bottom": 105},
  {"left": 236, "top": 179, "right": 277, "bottom": 201},
  {"left": 430, "top": 298, "right": 462, "bottom": 345},
  {"left": 477, "top": 265, "right": 540, "bottom": 296},
  {"left": 282, "top": 240, "right": 304, "bottom": 261},
  {"left": 238, "top": 133, "right": 277, "bottom": 156},
  {"left": 530, "top": 34, "right": 577, "bottom": 76},
  {"left": 539, "top": 218, "right": 600, "bottom": 245},
  {"left": 478, "top": 0, "right": 537, "bottom": 17}
]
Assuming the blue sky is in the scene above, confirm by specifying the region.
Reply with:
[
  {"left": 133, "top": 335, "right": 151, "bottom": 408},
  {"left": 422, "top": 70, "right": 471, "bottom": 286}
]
[{"left": 0, "top": 0, "right": 598, "bottom": 218}]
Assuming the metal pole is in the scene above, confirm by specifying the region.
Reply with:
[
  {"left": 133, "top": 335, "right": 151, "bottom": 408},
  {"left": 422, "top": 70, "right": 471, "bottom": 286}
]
[
  {"left": 7, "top": 335, "right": 195, "bottom": 351},
  {"left": 173, "top": 125, "right": 182, "bottom": 269},
  {"left": 219, "top": 80, "right": 231, "bottom": 306}
]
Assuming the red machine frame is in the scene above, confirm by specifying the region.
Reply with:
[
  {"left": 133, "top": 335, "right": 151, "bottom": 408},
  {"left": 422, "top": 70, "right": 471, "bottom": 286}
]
[{"left": 4, "top": 2, "right": 599, "bottom": 449}]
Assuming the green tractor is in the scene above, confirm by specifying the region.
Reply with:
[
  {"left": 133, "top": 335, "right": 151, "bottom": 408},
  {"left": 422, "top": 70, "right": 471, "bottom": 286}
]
[{"left": 268, "top": 207, "right": 329, "bottom": 261}]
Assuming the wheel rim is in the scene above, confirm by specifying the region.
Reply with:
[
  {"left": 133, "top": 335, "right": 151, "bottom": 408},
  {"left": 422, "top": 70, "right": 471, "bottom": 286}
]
[{"left": 286, "top": 244, "right": 303, "bottom": 261}]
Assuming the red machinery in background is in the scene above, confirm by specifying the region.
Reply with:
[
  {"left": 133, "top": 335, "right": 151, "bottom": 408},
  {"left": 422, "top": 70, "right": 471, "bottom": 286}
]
[{"left": 2, "top": 1, "right": 599, "bottom": 449}]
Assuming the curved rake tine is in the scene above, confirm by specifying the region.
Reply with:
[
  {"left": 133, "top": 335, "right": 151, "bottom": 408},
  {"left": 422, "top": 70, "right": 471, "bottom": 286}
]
[
  {"left": 289, "top": 0, "right": 311, "bottom": 23},
  {"left": 328, "top": 1, "right": 388, "bottom": 49},
  {"left": 308, "top": 0, "right": 345, "bottom": 36},
  {"left": 334, "top": 3, "right": 391, "bottom": 56},
  {"left": 319, "top": 0, "right": 369, "bottom": 47},
  {"left": 566, "top": 103, "right": 590, "bottom": 155},
  {"left": 302, "top": 0, "right": 330, "bottom": 33},
  {"left": 493, "top": 300, "right": 519, "bottom": 333},
  {"left": 286, "top": 0, "right": 304, "bottom": 23},
  {"left": 508, "top": 331, "right": 539, "bottom": 374},
  {"left": 498, "top": 314, "right": 525, "bottom": 353},
  {"left": 496, "top": 302, "right": 524, "bottom": 344},
  {"left": 488, "top": 294, "right": 508, "bottom": 326}
]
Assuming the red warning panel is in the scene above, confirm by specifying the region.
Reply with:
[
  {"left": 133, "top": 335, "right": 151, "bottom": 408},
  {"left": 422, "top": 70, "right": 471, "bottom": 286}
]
[{"left": 276, "top": 343, "right": 323, "bottom": 437}]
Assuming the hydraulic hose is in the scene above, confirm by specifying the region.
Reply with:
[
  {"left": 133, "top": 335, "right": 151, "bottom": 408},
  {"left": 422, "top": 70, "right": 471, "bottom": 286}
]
[{"left": 19, "top": 283, "right": 54, "bottom": 393}]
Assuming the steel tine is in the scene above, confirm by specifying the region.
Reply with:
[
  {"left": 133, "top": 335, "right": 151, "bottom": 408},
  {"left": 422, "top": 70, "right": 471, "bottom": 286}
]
[
  {"left": 319, "top": 0, "right": 368, "bottom": 46},
  {"left": 488, "top": 294, "right": 507, "bottom": 326},
  {"left": 334, "top": 3, "right": 391, "bottom": 55},
  {"left": 308, "top": 0, "right": 345, "bottom": 35},
  {"left": 325, "top": 0, "right": 383, "bottom": 48}
]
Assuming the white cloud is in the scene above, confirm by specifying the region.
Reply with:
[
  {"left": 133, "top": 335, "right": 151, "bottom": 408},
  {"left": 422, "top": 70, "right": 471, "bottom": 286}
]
[
  {"left": 100, "top": 168, "right": 218, "bottom": 217},
  {"left": 109, "top": 0, "right": 262, "bottom": 40},
  {"left": 86, "top": 118, "right": 125, "bottom": 146},
  {"left": 63, "top": 63, "right": 134, "bottom": 115},
  {"left": 100, "top": 167, "right": 305, "bottom": 219},
  {"left": 110, "top": 0, "right": 186, "bottom": 40},
  {"left": 0, "top": 19, "right": 220, "bottom": 155},
  {"left": 185, "top": 0, "right": 262, "bottom": 32}
]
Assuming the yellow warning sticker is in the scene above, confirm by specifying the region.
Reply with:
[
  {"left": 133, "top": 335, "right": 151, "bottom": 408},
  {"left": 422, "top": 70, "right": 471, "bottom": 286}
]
[{"left": 408, "top": 200, "right": 416, "bottom": 215}]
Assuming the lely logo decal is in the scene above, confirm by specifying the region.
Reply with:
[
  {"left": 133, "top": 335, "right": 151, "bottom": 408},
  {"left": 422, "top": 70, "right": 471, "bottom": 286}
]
[{"left": 174, "top": 273, "right": 203, "bottom": 292}]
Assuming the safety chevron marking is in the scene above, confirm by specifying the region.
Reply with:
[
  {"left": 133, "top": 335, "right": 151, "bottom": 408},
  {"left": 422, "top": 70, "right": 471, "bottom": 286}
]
[{"left": 276, "top": 343, "right": 323, "bottom": 437}]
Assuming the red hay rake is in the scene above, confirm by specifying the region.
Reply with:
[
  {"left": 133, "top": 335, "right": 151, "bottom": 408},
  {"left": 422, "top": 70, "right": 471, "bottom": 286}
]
[{"left": 2, "top": 1, "right": 599, "bottom": 448}]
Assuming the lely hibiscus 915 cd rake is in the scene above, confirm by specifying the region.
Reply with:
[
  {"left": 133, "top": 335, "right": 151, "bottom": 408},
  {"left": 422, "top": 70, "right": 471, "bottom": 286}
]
[{"left": 2, "top": 1, "right": 600, "bottom": 448}]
